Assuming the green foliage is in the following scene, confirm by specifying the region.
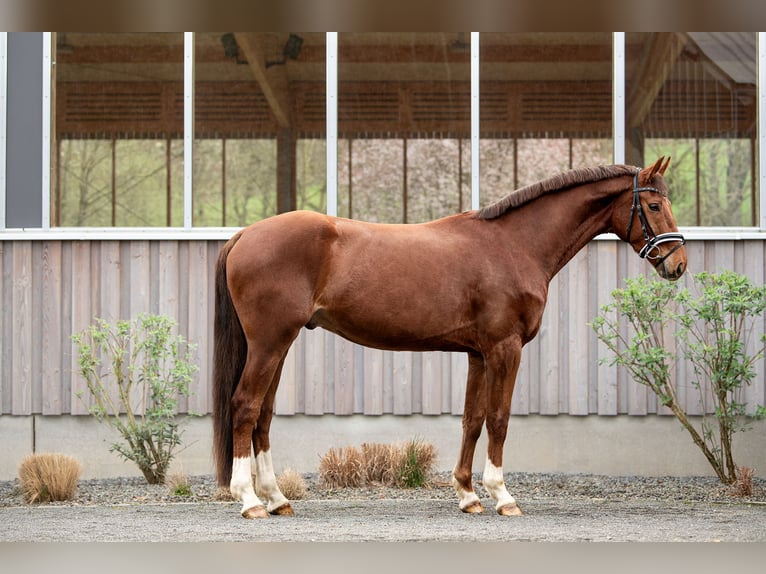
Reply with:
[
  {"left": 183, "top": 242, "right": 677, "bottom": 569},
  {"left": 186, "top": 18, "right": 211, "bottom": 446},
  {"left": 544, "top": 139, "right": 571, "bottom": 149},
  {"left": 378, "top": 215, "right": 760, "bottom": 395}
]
[
  {"left": 393, "top": 439, "right": 436, "bottom": 488},
  {"left": 73, "top": 314, "right": 199, "bottom": 484},
  {"left": 592, "top": 271, "right": 766, "bottom": 484}
]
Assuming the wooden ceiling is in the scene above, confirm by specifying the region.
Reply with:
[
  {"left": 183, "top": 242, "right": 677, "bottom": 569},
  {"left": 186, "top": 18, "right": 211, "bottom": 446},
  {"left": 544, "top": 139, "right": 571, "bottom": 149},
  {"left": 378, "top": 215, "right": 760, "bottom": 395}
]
[{"left": 53, "top": 32, "right": 757, "bottom": 139}]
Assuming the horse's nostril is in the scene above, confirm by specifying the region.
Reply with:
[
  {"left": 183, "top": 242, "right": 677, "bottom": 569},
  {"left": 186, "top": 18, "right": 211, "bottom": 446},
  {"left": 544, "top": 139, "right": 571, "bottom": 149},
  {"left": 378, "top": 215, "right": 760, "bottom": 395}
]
[{"left": 676, "top": 262, "right": 684, "bottom": 276}]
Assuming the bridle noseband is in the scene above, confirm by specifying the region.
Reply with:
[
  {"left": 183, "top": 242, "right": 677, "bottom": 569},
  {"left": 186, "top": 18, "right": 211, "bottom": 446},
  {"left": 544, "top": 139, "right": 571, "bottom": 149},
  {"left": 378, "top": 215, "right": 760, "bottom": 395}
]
[{"left": 626, "top": 168, "right": 686, "bottom": 264}]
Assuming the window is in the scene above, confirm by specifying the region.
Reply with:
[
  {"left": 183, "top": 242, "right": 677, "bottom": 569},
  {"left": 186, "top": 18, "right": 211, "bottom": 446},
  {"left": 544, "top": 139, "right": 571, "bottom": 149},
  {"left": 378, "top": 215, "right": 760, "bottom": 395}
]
[
  {"left": 337, "top": 33, "right": 471, "bottom": 223},
  {"left": 53, "top": 33, "right": 184, "bottom": 227},
  {"left": 37, "top": 32, "right": 763, "bottom": 230},
  {"left": 627, "top": 33, "right": 758, "bottom": 227},
  {"left": 479, "top": 33, "right": 613, "bottom": 203}
]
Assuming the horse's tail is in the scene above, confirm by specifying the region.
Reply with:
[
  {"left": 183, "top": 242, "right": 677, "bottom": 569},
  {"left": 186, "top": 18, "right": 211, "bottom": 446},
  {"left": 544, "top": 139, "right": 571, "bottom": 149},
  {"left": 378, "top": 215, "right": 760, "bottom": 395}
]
[{"left": 212, "top": 231, "right": 247, "bottom": 488}]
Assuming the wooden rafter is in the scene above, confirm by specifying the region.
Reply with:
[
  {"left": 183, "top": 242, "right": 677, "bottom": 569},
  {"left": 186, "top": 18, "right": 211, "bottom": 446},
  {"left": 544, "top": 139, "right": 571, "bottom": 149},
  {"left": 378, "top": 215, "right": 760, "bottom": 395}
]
[
  {"left": 626, "top": 32, "right": 688, "bottom": 128},
  {"left": 234, "top": 33, "right": 292, "bottom": 128}
]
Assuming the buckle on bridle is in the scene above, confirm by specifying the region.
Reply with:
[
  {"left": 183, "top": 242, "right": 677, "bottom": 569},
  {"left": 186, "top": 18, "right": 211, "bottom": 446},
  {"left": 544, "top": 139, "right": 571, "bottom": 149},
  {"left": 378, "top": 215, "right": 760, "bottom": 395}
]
[{"left": 627, "top": 169, "right": 686, "bottom": 263}]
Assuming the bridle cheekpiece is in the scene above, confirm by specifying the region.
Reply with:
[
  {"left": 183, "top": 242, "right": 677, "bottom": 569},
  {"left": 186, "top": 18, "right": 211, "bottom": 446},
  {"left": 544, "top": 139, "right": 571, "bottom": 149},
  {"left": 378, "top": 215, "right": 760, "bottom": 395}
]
[{"left": 626, "top": 168, "right": 686, "bottom": 264}]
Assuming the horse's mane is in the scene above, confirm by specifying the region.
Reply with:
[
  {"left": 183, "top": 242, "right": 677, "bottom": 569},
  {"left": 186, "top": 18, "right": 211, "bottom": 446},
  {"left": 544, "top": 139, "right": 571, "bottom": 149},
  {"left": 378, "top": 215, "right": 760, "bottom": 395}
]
[{"left": 475, "top": 164, "right": 637, "bottom": 220}]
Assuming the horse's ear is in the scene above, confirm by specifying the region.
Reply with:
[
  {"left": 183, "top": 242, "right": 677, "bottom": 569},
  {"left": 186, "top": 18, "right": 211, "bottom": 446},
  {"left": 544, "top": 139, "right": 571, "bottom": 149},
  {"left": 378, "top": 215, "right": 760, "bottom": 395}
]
[
  {"left": 647, "top": 156, "right": 664, "bottom": 179},
  {"left": 659, "top": 156, "right": 671, "bottom": 175}
]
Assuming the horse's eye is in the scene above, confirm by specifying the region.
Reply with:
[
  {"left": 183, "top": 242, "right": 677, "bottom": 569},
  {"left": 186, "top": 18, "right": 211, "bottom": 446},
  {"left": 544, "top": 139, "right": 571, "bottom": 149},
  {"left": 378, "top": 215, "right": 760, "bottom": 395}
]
[{"left": 648, "top": 203, "right": 660, "bottom": 212}]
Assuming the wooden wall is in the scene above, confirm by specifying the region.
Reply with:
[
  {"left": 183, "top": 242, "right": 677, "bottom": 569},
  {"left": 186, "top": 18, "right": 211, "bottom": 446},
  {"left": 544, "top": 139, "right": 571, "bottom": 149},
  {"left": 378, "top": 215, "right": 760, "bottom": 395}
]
[{"left": 1, "top": 238, "right": 764, "bottom": 418}]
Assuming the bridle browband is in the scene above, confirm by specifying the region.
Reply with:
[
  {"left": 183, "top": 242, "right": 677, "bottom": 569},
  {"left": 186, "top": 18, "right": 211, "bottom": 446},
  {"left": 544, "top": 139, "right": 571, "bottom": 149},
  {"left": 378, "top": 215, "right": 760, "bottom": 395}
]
[{"left": 626, "top": 168, "right": 686, "bottom": 264}]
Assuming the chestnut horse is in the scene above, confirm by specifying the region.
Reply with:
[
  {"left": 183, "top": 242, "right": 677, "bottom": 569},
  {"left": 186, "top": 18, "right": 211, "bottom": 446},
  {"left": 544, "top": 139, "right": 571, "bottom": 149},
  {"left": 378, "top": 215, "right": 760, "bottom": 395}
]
[{"left": 213, "top": 157, "right": 687, "bottom": 519}]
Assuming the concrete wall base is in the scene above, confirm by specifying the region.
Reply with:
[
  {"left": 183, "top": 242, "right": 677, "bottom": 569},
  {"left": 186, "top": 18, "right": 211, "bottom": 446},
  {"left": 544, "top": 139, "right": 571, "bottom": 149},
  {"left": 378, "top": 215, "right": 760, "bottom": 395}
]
[{"left": 2, "top": 414, "right": 765, "bottom": 481}]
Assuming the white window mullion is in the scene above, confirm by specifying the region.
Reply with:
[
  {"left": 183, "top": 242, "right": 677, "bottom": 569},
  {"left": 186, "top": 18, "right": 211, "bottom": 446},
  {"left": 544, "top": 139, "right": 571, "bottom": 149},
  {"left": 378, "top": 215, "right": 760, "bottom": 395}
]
[
  {"left": 326, "top": 32, "right": 338, "bottom": 217},
  {"left": 471, "top": 32, "right": 480, "bottom": 211},
  {"left": 184, "top": 32, "right": 194, "bottom": 229},
  {"left": 613, "top": 32, "right": 626, "bottom": 165}
]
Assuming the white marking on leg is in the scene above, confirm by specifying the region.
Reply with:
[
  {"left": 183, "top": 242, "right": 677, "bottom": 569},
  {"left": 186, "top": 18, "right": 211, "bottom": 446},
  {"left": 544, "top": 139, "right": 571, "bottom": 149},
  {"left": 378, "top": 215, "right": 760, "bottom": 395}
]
[
  {"left": 254, "top": 450, "right": 290, "bottom": 513},
  {"left": 482, "top": 458, "right": 517, "bottom": 511},
  {"left": 230, "top": 456, "right": 263, "bottom": 514},
  {"left": 452, "top": 466, "right": 482, "bottom": 510}
]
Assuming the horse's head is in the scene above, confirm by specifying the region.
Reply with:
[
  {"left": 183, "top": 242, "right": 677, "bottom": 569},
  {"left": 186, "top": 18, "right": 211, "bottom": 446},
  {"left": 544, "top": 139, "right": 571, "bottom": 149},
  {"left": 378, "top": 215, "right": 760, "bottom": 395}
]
[{"left": 614, "top": 156, "right": 687, "bottom": 281}]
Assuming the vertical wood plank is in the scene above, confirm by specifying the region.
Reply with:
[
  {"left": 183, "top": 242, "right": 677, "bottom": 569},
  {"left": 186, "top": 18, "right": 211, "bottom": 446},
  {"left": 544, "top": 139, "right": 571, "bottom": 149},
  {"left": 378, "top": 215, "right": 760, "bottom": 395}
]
[
  {"left": 99, "top": 241, "right": 121, "bottom": 323},
  {"left": 0, "top": 243, "right": 6, "bottom": 412},
  {"left": 382, "top": 351, "right": 394, "bottom": 414},
  {"left": 70, "top": 242, "right": 92, "bottom": 415},
  {"left": 682, "top": 240, "right": 707, "bottom": 415},
  {"left": 186, "top": 241, "right": 209, "bottom": 413},
  {"left": 595, "top": 241, "right": 618, "bottom": 415},
  {"left": 568, "top": 250, "right": 590, "bottom": 415},
  {"left": 41, "top": 242, "right": 63, "bottom": 414},
  {"left": 275, "top": 336, "right": 297, "bottom": 415},
  {"left": 303, "top": 328, "right": 326, "bottom": 415},
  {"left": 538, "top": 274, "right": 560, "bottom": 415},
  {"left": 363, "top": 347, "right": 384, "bottom": 415},
  {"left": 392, "top": 351, "right": 413, "bottom": 414},
  {"left": 511, "top": 345, "right": 529, "bottom": 415},
  {"left": 450, "top": 352, "right": 468, "bottom": 415},
  {"left": 421, "top": 351, "right": 442, "bottom": 414},
  {"left": 441, "top": 353, "right": 452, "bottom": 414},
  {"left": 157, "top": 241, "right": 179, "bottom": 324},
  {"left": 334, "top": 336, "right": 354, "bottom": 415},
  {"left": 12, "top": 242, "right": 33, "bottom": 415},
  {"left": 742, "top": 241, "right": 765, "bottom": 414},
  {"left": 625, "top": 243, "right": 648, "bottom": 415}
]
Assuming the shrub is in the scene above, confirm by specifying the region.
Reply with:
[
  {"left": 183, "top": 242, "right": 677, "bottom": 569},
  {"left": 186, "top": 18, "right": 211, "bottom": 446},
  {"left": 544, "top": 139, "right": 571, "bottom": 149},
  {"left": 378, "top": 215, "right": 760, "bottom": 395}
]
[
  {"left": 592, "top": 271, "right": 766, "bottom": 484},
  {"left": 73, "top": 314, "right": 198, "bottom": 485},
  {"left": 18, "top": 453, "right": 81, "bottom": 504}
]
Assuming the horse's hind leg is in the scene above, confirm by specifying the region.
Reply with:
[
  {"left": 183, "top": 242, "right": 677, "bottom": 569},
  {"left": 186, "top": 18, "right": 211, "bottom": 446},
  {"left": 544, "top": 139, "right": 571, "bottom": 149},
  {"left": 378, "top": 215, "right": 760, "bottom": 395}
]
[
  {"left": 230, "top": 346, "right": 288, "bottom": 519},
  {"left": 452, "top": 354, "right": 487, "bottom": 514},
  {"left": 252, "top": 356, "right": 294, "bottom": 516}
]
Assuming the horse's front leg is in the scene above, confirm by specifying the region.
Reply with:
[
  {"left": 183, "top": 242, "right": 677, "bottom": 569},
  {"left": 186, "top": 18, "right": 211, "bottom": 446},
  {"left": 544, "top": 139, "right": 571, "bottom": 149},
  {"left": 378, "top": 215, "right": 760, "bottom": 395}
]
[
  {"left": 483, "top": 337, "right": 524, "bottom": 516},
  {"left": 452, "top": 354, "right": 487, "bottom": 513}
]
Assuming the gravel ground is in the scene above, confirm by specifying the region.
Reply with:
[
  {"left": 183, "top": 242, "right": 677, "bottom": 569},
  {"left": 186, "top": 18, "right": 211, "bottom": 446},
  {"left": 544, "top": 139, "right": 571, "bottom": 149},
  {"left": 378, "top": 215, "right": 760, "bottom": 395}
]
[{"left": 2, "top": 471, "right": 766, "bottom": 542}]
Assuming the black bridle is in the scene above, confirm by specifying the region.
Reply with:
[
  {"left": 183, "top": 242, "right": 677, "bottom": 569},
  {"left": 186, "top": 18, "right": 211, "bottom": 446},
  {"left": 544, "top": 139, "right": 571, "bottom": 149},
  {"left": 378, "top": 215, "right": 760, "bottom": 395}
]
[{"left": 626, "top": 168, "right": 686, "bottom": 265}]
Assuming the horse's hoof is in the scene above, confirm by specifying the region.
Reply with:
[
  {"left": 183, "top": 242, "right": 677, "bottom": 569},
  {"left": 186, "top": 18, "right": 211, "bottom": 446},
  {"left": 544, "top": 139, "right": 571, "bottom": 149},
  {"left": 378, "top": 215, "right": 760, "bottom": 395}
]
[
  {"left": 242, "top": 505, "right": 269, "bottom": 519},
  {"left": 497, "top": 502, "right": 523, "bottom": 516},
  {"left": 461, "top": 500, "right": 486, "bottom": 514},
  {"left": 270, "top": 502, "right": 294, "bottom": 516}
]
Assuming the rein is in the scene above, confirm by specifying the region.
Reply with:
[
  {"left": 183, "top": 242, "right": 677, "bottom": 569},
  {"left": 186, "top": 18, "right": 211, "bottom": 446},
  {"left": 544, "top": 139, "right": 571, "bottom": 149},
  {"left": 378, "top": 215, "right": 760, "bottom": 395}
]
[{"left": 626, "top": 169, "right": 686, "bottom": 265}]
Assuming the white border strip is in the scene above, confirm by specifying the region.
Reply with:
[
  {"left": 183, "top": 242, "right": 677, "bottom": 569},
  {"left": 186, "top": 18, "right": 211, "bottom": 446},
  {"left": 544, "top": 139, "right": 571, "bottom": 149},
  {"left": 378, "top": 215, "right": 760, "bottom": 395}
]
[
  {"left": 613, "top": 32, "right": 626, "bottom": 165},
  {"left": 42, "top": 32, "right": 51, "bottom": 229},
  {"left": 759, "top": 32, "right": 766, "bottom": 231},
  {"left": 471, "top": 32, "right": 480, "bottom": 211},
  {"left": 326, "top": 32, "right": 338, "bottom": 217},
  {"left": 0, "top": 32, "right": 7, "bottom": 230},
  {"left": 184, "top": 32, "right": 194, "bottom": 229}
]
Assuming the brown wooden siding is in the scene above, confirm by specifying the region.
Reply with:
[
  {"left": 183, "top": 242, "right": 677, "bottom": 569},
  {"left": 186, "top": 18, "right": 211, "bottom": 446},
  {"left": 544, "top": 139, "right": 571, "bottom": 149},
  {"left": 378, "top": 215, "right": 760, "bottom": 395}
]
[{"left": 0, "top": 238, "right": 764, "bottom": 417}]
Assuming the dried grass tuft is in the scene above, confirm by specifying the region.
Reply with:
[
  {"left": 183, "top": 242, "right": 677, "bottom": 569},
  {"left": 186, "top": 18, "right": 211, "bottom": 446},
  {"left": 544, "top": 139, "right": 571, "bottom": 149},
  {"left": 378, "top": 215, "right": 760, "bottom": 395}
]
[
  {"left": 731, "top": 466, "right": 754, "bottom": 497},
  {"left": 276, "top": 468, "right": 308, "bottom": 499},
  {"left": 319, "top": 439, "right": 436, "bottom": 489},
  {"left": 18, "top": 453, "right": 81, "bottom": 504},
  {"left": 319, "top": 446, "right": 365, "bottom": 488}
]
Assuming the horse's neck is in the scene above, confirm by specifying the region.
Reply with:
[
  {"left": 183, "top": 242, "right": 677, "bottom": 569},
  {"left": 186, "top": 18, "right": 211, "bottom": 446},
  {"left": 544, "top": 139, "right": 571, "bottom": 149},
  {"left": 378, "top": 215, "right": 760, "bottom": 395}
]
[{"left": 517, "top": 183, "right": 620, "bottom": 281}]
